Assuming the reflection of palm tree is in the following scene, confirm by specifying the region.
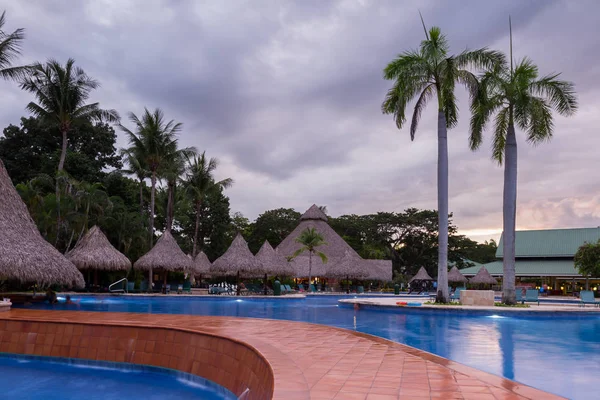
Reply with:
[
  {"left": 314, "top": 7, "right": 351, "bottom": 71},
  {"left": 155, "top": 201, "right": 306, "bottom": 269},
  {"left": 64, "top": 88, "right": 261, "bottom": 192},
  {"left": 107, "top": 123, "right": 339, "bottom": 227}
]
[{"left": 498, "top": 321, "right": 515, "bottom": 380}]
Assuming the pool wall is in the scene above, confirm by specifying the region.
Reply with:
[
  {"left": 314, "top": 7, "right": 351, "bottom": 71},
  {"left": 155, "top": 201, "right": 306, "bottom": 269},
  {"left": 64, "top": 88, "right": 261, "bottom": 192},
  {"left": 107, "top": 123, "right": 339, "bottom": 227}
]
[{"left": 0, "top": 318, "right": 273, "bottom": 400}]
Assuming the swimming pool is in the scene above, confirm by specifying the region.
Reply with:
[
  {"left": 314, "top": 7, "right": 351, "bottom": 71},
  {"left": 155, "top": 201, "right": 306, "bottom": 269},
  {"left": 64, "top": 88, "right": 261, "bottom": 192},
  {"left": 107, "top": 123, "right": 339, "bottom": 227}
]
[
  {"left": 21, "top": 295, "right": 600, "bottom": 399},
  {"left": 0, "top": 353, "right": 236, "bottom": 400}
]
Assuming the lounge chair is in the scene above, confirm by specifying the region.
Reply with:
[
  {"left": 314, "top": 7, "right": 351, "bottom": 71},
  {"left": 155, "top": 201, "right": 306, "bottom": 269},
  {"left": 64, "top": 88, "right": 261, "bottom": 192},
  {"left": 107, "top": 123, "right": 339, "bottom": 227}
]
[
  {"left": 524, "top": 289, "right": 539, "bottom": 305},
  {"left": 579, "top": 290, "right": 599, "bottom": 307},
  {"left": 450, "top": 288, "right": 465, "bottom": 302},
  {"left": 310, "top": 284, "right": 317, "bottom": 293},
  {"left": 357, "top": 286, "right": 364, "bottom": 294},
  {"left": 182, "top": 281, "right": 191, "bottom": 294},
  {"left": 297, "top": 284, "right": 304, "bottom": 292}
]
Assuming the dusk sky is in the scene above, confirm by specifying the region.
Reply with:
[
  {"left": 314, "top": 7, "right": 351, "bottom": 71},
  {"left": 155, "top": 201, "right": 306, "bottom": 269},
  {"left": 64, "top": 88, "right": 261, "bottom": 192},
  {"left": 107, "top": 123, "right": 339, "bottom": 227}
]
[{"left": 0, "top": 0, "right": 598, "bottom": 242}]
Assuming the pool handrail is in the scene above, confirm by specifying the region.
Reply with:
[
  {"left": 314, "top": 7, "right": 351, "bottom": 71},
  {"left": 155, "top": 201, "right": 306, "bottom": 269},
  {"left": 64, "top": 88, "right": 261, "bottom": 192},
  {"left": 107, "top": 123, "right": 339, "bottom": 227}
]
[{"left": 109, "top": 278, "right": 128, "bottom": 293}]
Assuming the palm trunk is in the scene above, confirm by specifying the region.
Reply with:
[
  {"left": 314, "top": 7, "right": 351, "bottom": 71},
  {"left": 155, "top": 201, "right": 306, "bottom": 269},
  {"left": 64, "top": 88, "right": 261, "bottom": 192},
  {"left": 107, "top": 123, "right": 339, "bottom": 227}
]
[
  {"left": 436, "top": 110, "right": 449, "bottom": 303},
  {"left": 55, "top": 128, "right": 69, "bottom": 247},
  {"left": 58, "top": 128, "right": 68, "bottom": 172},
  {"left": 149, "top": 171, "right": 157, "bottom": 292},
  {"left": 192, "top": 200, "right": 201, "bottom": 257},
  {"left": 166, "top": 180, "right": 174, "bottom": 232},
  {"left": 308, "top": 251, "right": 313, "bottom": 292},
  {"left": 502, "top": 123, "right": 517, "bottom": 304},
  {"left": 139, "top": 179, "right": 144, "bottom": 216}
]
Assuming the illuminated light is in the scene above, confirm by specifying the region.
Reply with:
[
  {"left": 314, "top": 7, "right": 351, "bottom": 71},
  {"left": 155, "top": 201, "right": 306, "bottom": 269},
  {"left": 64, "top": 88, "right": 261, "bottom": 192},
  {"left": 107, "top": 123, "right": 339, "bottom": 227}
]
[
  {"left": 488, "top": 315, "right": 505, "bottom": 319},
  {"left": 560, "top": 286, "right": 564, "bottom": 290},
  {"left": 235, "top": 299, "right": 243, "bottom": 302}
]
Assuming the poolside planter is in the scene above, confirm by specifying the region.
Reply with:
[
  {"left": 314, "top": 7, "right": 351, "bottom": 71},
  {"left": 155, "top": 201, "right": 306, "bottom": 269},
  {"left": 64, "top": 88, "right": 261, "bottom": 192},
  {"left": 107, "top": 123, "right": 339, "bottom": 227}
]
[{"left": 460, "top": 290, "right": 494, "bottom": 306}]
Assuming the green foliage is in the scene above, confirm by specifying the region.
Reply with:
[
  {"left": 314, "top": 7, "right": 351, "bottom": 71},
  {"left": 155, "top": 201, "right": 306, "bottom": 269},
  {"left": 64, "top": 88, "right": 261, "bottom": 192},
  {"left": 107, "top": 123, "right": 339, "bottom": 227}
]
[
  {"left": 0, "top": 11, "right": 31, "bottom": 81},
  {"left": 494, "top": 302, "right": 529, "bottom": 308},
  {"left": 575, "top": 240, "right": 600, "bottom": 278},
  {"left": 247, "top": 208, "right": 301, "bottom": 253},
  {"left": 291, "top": 227, "right": 328, "bottom": 264}
]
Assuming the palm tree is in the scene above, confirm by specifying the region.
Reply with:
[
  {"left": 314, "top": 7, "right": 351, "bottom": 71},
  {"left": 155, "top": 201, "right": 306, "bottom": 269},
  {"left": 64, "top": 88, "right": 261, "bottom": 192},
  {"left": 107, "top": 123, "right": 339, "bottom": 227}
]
[
  {"left": 0, "top": 11, "right": 30, "bottom": 81},
  {"left": 120, "top": 148, "right": 148, "bottom": 215},
  {"left": 21, "top": 58, "right": 120, "bottom": 173},
  {"left": 290, "top": 227, "right": 328, "bottom": 290},
  {"left": 469, "top": 21, "right": 577, "bottom": 304},
  {"left": 381, "top": 23, "right": 502, "bottom": 303},
  {"left": 185, "top": 152, "right": 233, "bottom": 256},
  {"left": 161, "top": 147, "right": 197, "bottom": 232}
]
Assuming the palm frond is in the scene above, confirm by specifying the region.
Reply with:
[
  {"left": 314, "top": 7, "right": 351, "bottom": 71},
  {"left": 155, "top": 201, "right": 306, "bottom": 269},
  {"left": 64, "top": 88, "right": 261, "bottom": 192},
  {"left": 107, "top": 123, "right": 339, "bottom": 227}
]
[
  {"left": 410, "top": 84, "right": 434, "bottom": 140},
  {"left": 492, "top": 107, "right": 509, "bottom": 164},
  {"left": 525, "top": 96, "right": 553, "bottom": 144},
  {"left": 530, "top": 73, "right": 577, "bottom": 116}
]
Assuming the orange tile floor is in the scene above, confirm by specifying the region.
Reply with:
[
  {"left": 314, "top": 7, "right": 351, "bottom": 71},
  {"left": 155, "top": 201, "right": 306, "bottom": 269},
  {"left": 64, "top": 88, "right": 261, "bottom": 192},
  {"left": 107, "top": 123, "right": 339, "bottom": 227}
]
[{"left": 0, "top": 309, "right": 563, "bottom": 400}]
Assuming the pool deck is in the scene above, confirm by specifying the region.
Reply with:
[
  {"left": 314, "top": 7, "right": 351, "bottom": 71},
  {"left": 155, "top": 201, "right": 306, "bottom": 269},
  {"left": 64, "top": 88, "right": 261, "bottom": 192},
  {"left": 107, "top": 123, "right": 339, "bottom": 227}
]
[
  {"left": 0, "top": 309, "right": 563, "bottom": 400},
  {"left": 340, "top": 297, "right": 600, "bottom": 312}
]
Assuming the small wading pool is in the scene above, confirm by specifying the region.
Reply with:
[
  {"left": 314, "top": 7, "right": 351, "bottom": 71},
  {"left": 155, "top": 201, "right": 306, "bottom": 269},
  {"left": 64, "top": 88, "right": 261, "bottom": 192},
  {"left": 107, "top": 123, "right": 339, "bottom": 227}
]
[{"left": 0, "top": 353, "right": 236, "bottom": 400}]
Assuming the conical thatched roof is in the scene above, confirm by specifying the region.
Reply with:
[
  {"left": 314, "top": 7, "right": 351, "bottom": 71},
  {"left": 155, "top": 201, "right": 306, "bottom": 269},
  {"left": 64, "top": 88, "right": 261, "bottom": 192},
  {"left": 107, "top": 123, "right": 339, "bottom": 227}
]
[
  {"left": 67, "top": 226, "right": 131, "bottom": 271},
  {"left": 469, "top": 266, "right": 498, "bottom": 285},
  {"left": 277, "top": 205, "right": 361, "bottom": 276},
  {"left": 409, "top": 266, "right": 433, "bottom": 282},
  {"left": 211, "top": 233, "right": 262, "bottom": 277},
  {"left": 447, "top": 266, "right": 468, "bottom": 283},
  {"left": 324, "top": 250, "right": 368, "bottom": 279},
  {"left": 363, "top": 260, "right": 393, "bottom": 281},
  {"left": 255, "top": 241, "right": 295, "bottom": 276},
  {"left": 134, "top": 230, "right": 192, "bottom": 272},
  {"left": 0, "top": 160, "right": 84, "bottom": 288},
  {"left": 193, "top": 251, "right": 212, "bottom": 277}
]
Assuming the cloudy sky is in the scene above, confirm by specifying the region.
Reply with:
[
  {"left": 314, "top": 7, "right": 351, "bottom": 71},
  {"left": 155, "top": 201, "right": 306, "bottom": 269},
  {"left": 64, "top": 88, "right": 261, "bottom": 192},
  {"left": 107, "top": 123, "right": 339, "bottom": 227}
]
[{"left": 0, "top": 0, "right": 598, "bottom": 242}]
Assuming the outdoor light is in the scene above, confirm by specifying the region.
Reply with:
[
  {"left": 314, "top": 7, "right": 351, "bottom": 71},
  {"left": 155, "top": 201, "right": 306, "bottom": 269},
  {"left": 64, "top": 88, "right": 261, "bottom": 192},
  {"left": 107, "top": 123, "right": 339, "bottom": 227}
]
[{"left": 561, "top": 286, "right": 564, "bottom": 290}]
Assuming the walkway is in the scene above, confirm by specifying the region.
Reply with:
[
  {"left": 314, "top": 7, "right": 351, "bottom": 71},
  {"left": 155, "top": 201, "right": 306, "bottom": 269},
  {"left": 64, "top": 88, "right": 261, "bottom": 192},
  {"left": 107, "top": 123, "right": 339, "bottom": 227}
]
[{"left": 0, "top": 309, "right": 563, "bottom": 400}]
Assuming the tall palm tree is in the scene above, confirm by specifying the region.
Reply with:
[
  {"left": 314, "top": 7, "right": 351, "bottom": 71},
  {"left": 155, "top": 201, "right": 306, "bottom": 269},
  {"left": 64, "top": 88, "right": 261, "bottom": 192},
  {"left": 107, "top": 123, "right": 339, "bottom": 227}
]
[
  {"left": 185, "top": 152, "right": 233, "bottom": 256},
  {"left": 290, "top": 227, "right": 328, "bottom": 290},
  {"left": 21, "top": 58, "right": 120, "bottom": 173},
  {"left": 120, "top": 148, "right": 148, "bottom": 215},
  {"left": 0, "top": 11, "right": 30, "bottom": 81},
  {"left": 381, "top": 23, "right": 502, "bottom": 303},
  {"left": 469, "top": 21, "right": 577, "bottom": 304},
  {"left": 161, "top": 147, "right": 197, "bottom": 232}
]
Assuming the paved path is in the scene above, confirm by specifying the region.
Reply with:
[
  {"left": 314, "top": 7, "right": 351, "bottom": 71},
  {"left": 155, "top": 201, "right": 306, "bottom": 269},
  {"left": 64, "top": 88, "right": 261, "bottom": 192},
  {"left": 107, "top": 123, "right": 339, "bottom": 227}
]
[{"left": 0, "top": 309, "right": 564, "bottom": 400}]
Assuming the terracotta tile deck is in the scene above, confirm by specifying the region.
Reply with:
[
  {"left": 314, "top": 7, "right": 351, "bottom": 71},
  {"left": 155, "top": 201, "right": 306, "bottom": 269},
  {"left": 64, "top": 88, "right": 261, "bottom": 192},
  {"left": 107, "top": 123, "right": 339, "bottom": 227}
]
[{"left": 0, "top": 309, "right": 563, "bottom": 400}]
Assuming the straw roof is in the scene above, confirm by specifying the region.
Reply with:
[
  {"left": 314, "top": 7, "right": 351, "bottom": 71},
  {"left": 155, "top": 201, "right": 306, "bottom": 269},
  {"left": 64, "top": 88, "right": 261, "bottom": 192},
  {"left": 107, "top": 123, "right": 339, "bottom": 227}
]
[
  {"left": 447, "top": 266, "right": 468, "bottom": 283},
  {"left": 67, "top": 226, "right": 131, "bottom": 271},
  {"left": 134, "top": 230, "right": 192, "bottom": 272},
  {"left": 193, "top": 251, "right": 212, "bottom": 277},
  {"left": 277, "top": 205, "right": 362, "bottom": 277},
  {"left": 0, "top": 160, "right": 84, "bottom": 288},
  {"left": 363, "top": 260, "right": 393, "bottom": 281},
  {"left": 324, "top": 250, "right": 369, "bottom": 279},
  {"left": 211, "top": 233, "right": 263, "bottom": 277},
  {"left": 409, "top": 267, "right": 433, "bottom": 282},
  {"left": 469, "top": 266, "right": 498, "bottom": 285},
  {"left": 255, "top": 241, "right": 295, "bottom": 276}
]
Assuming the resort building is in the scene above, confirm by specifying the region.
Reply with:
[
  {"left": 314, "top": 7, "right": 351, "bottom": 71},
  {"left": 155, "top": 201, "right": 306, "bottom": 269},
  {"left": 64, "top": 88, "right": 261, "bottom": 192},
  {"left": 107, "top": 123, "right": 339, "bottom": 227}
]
[{"left": 461, "top": 227, "right": 600, "bottom": 294}]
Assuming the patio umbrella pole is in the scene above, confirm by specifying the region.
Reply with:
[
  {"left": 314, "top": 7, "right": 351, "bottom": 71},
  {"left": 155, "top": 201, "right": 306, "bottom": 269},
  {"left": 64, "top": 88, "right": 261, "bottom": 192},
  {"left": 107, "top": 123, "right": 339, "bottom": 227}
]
[
  {"left": 237, "top": 271, "right": 241, "bottom": 296},
  {"left": 164, "top": 271, "right": 168, "bottom": 292},
  {"left": 264, "top": 273, "right": 268, "bottom": 296},
  {"left": 346, "top": 275, "right": 350, "bottom": 294}
]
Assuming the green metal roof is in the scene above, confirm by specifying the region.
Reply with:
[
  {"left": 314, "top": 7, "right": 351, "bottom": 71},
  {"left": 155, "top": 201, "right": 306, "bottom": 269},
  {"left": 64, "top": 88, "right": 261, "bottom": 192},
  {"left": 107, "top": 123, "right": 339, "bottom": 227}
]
[
  {"left": 460, "top": 259, "right": 581, "bottom": 277},
  {"left": 496, "top": 227, "right": 600, "bottom": 258}
]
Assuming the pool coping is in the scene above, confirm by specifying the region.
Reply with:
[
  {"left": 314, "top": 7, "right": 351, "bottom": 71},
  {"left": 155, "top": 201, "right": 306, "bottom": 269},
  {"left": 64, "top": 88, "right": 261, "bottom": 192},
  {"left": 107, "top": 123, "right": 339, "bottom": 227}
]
[{"left": 0, "top": 309, "right": 565, "bottom": 400}]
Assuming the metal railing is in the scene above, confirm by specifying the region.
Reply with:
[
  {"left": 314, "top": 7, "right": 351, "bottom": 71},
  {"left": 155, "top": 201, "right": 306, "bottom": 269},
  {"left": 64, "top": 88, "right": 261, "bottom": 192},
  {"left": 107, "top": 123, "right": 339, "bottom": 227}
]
[{"left": 109, "top": 278, "right": 128, "bottom": 293}]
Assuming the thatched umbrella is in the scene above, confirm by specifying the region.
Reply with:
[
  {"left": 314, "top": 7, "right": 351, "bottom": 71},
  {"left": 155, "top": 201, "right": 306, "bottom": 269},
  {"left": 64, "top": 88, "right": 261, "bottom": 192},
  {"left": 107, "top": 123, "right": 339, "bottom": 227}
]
[
  {"left": 469, "top": 266, "right": 498, "bottom": 286},
  {"left": 409, "top": 267, "right": 433, "bottom": 282},
  {"left": 363, "top": 260, "right": 393, "bottom": 282},
  {"left": 67, "top": 226, "right": 131, "bottom": 286},
  {"left": 255, "top": 241, "right": 294, "bottom": 295},
  {"left": 324, "top": 250, "right": 368, "bottom": 293},
  {"left": 211, "top": 233, "right": 262, "bottom": 295},
  {"left": 193, "top": 251, "right": 212, "bottom": 283},
  {"left": 0, "top": 160, "right": 84, "bottom": 289},
  {"left": 447, "top": 266, "right": 468, "bottom": 285},
  {"left": 134, "top": 230, "right": 192, "bottom": 291}
]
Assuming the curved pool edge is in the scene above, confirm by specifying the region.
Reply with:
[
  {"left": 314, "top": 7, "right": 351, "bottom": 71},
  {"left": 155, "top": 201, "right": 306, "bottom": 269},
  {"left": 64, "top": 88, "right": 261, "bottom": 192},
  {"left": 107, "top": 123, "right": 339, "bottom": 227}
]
[{"left": 0, "top": 309, "right": 565, "bottom": 400}]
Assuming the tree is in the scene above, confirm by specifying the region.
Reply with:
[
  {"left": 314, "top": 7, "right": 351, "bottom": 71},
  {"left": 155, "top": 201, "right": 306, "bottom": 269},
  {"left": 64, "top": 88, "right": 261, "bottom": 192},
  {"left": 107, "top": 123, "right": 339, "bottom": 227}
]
[
  {"left": 20, "top": 59, "right": 119, "bottom": 173},
  {"left": 184, "top": 152, "right": 232, "bottom": 256},
  {"left": 290, "top": 227, "right": 328, "bottom": 289},
  {"left": 162, "top": 148, "right": 196, "bottom": 232},
  {"left": 575, "top": 240, "right": 600, "bottom": 279},
  {"left": 382, "top": 23, "right": 502, "bottom": 302},
  {"left": 120, "top": 148, "right": 147, "bottom": 215},
  {"left": 248, "top": 208, "right": 301, "bottom": 253},
  {"left": 0, "top": 11, "right": 30, "bottom": 81},
  {"left": 469, "top": 21, "right": 577, "bottom": 304}
]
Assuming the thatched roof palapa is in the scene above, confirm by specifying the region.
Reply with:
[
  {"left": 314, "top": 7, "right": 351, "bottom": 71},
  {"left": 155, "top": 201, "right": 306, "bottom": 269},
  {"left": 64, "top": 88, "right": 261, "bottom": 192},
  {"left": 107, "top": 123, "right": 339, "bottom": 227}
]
[
  {"left": 255, "top": 241, "right": 294, "bottom": 276},
  {"left": 324, "top": 250, "right": 369, "bottom": 279},
  {"left": 134, "top": 230, "right": 192, "bottom": 272},
  {"left": 0, "top": 160, "right": 84, "bottom": 288},
  {"left": 409, "top": 267, "right": 433, "bottom": 283},
  {"left": 67, "top": 226, "right": 131, "bottom": 271},
  {"left": 211, "top": 233, "right": 263, "bottom": 277},
  {"left": 447, "top": 266, "right": 468, "bottom": 283},
  {"left": 469, "top": 266, "right": 498, "bottom": 285},
  {"left": 193, "top": 251, "right": 212, "bottom": 277},
  {"left": 363, "top": 259, "right": 393, "bottom": 281}
]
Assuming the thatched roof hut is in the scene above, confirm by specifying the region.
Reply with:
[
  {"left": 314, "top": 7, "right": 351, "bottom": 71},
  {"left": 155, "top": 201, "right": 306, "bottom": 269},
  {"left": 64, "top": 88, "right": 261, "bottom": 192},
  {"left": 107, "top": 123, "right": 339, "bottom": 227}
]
[
  {"left": 324, "top": 251, "right": 369, "bottom": 279},
  {"left": 447, "top": 266, "right": 468, "bottom": 284},
  {"left": 134, "top": 230, "right": 192, "bottom": 272},
  {"left": 469, "top": 266, "right": 498, "bottom": 285},
  {"left": 211, "top": 233, "right": 262, "bottom": 277},
  {"left": 277, "top": 205, "right": 362, "bottom": 277},
  {"left": 67, "top": 226, "right": 131, "bottom": 271},
  {"left": 0, "top": 160, "right": 84, "bottom": 288},
  {"left": 409, "top": 267, "right": 433, "bottom": 283},
  {"left": 193, "top": 251, "right": 212, "bottom": 277},
  {"left": 363, "top": 260, "right": 393, "bottom": 281},
  {"left": 255, "top": 241, "right": 294, "bottom": 276}
]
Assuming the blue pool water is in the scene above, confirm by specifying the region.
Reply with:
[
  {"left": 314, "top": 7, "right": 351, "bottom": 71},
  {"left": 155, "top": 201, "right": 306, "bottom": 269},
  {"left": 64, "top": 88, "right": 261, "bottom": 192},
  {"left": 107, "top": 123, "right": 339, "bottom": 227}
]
[
  {"left": 22, "top": 295, "right": 600, "bottom": 399},
  {"left": 0, "top": 353, "right": 235, "bottom": 400}
]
